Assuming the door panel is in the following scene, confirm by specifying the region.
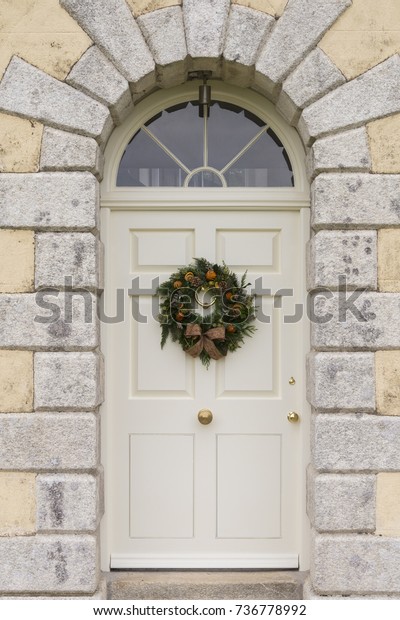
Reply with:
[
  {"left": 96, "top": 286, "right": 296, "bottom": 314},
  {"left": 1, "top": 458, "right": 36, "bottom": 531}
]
[{"left": 105, "top": 209, "right": 304, "bottom": 568}]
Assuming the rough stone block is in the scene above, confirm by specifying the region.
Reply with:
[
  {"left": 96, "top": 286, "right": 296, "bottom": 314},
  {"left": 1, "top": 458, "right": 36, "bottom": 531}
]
[
  {"left": 311, "top": 292, "right": 400, "bottom": 351},
  {"left": 0, "top": 172, "right": 99, "bottom": 231},
  {"left": 0, "top": 113, "right": 43, "bottom": 173},
  {"left": 255, "top": 0, "right": 350, "bottom": 97},
  {"left": 34, "top": 352, "right": 103, "bottom": 411},
  {"left": 307, "top": 128, "right": 371, "bottom": 179},
  {"left": 0, "top": 293, "right": 98, "bottom": 350},
  {"left": 307, "top": 352, "right": 375, "bottom": 412},
  {"left": 222, "top": 6, "right": 274, "bottom": 87},
  {"left": 138, "top": 7, "right": 186, "bottom": 66},
  {"left": 277, "top": 48, "right": 345, "bottom": 124},
  {"left": 300, "top": 56, "right": 400, "bottom": 144},
  {"left": 0, "top": 230, "right": 34, "bottom": 293},
  {"left": 312, "top": 533, "right": 400, "bottom": 594},
  {"left": 66, "top": 46, "right": 133, "bottom": 125},
  {"left": 0, "top": 535, "right": 98, "bottom": 593},
  {"left": 0, "top": 351, "right": 33, "bottom": 413},
  {"left": 60, "top": 0, "right": 155, "bottom": 90},
  {"left": 307, "top": 469, "right": 375, "bottom": 532},
  {"left": 0, "top": 413, "right": 99, "bottom": 470},
  {"left": 307, "top": 230, "right": 377, "bottom": 290},
  {"left": 35, "top": 232, "right": 102, "bottom": 290},
  {"left": 224, "top": 6, "right": 274, "bottom": 67},
  {"left": 37, "top": 473, "right": 100, "bottom": 532},
  {"left": 232, "top": 0, "right": 277, "bottom": 16},
  {"left": 0, "top": 57, "right": 112, "bottom": 144},
  {"left": 376, "top": 351, "right": 400, "bottom": 416},
  {"left": 40, "top": 128, "right": 104, "bottom": 180},
  {"left": 184, "top": 0, "right": 230, "bottom": 68},
  {"left": 127, "top": 0, "right": 181, "bottom": 17},
  {"left": 368, "top": 113, "right": 400, "bottom": 174},
  {"left": 0, "top": 473, "right": 36, "bottom": 536},
  {"left": 376, "top": 473, "right": 400, "bottom": 537},
  {"left": 312, "top": 173, "right": 400, "bottom": 230},
  {"left": 378, "top": 229, "right": 400, "bottom": 292},
  {"left": 312, "top": 414, "right": 400, "bottom": 472}
]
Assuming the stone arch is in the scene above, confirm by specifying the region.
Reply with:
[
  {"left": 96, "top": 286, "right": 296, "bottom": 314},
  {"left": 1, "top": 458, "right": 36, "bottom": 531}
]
[{"left": 0, "top": 0, "right": 400, "bottom": 600}]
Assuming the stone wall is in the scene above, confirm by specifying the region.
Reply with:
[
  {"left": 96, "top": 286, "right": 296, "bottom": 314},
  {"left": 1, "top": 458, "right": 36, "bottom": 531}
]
[{"left": 0, "top": 0, "right": 399, "bottom": 599}]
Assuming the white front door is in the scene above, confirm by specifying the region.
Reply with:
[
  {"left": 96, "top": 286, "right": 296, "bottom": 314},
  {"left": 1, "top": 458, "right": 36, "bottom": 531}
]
[{"left": 103, "top": 208, "right": 306, "bottom": 569}]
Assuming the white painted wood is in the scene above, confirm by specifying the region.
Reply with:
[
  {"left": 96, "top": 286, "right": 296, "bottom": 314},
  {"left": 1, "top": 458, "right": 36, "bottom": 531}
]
[{"left": 103, "top": 209, "right": 306, "bottom": 569}]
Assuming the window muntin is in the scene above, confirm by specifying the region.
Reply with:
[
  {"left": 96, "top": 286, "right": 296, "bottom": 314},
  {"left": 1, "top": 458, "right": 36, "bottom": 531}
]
[{"left": 117, "top": 101, "right": 294, "bottom": 188}]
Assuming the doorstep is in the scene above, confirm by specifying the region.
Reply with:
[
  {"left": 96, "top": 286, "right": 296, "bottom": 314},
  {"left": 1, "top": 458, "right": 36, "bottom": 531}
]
[{"left": 106, "top": 571, "right": 306, "bottom": 600}]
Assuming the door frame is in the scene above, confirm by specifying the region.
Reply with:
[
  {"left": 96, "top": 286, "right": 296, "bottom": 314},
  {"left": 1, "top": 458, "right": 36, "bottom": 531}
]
[{"left": 100, "top": 82, "right": 311, "bottom": 572}]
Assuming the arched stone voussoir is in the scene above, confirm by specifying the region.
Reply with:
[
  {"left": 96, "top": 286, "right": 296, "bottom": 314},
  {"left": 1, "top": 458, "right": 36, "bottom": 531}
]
[
  {"left": 222, "top": 5, "right": 275, "bottom": 88},
  {"left": 276, "top": 48, "right": 346, "bottom": 126},
  {"left": 183, "top": 0, "right": 230, "bottom": 73},
  {"left": 66, "top": 46, "right": 134, "bottom": 126},
  {"left": 298, "top": 54, "right": 400, "bottom": 146},
  {"left": 137, "top": 7, "right": 187, "bottom": 88},
  {"left": 255, "top": 0, "right": 352, "bottom": 100},
  {"left": 0, "top": 57, "right": 113, "bottom": 146},
  {"left": 60, "top": 0, "right": 156, "bottom": 94}
]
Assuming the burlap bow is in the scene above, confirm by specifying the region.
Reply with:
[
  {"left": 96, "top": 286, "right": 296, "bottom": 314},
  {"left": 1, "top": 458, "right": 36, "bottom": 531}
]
[{"left": 185, "top": 324, "right": 226, "bottom": 360}]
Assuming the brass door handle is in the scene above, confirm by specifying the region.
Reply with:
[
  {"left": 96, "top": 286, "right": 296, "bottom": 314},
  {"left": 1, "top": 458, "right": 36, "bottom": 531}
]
[
  {"left": 198, "top": 409, "right": 213, "bottom": 425},
  {"left": 287, "top": 411, "right": 300, "bottom": 423}
]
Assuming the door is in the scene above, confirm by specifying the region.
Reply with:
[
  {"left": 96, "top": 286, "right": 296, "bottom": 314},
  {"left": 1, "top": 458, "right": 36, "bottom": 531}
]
[{"left": 104, "top": 208, "right": 305, "bottom": 569}]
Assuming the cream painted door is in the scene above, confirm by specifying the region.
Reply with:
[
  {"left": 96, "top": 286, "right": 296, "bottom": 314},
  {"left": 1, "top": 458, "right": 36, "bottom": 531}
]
[{"left": 105, "top": 208, "right": 305, "bottom": 569}]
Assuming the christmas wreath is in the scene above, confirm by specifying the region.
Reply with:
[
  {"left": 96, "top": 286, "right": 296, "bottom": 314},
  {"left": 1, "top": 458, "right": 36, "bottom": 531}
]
[{"left": 157, "top": 258, "right": 257, "bottom": 368}]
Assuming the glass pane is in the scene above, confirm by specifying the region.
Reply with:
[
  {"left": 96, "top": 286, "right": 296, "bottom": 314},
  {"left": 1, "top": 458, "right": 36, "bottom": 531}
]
[
  {"left": 207, "top": 102, "right": 265, "bottom": 170},
  {"left": 117, "top": 129, "right": 186, "bottom": 187},
  {"left": 188, "top": 170, "right": 223, "bottom": 187},
  {"left": 225, "top": 129, "right": 294, "bottom": 187},
  {"left": 145, "top": 102, "right": 204, "bottom": 170}
]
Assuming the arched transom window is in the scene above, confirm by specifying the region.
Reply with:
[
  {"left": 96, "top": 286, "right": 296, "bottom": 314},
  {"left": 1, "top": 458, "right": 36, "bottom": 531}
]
[{"left": 117, "top": 100, "right": 294, "bottom": 189}]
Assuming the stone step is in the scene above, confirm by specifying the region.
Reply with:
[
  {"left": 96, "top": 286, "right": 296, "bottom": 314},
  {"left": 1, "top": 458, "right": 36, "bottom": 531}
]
[{"left": 107, "top": 571, "right": 306, "bottom": 600}]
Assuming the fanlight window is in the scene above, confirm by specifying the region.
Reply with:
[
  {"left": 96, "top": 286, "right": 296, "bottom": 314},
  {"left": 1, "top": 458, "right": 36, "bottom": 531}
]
[{"left": 117, "top": 101, "right": 294, "bottom": 188}]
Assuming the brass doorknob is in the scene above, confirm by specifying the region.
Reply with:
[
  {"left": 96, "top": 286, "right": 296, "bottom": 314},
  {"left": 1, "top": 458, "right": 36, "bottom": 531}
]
[
  {"left": 198, "top": 409, "right": 213, "bottom": 425},
  {"left": 287, "top": 411, "right": 300, "bottom": 423}
]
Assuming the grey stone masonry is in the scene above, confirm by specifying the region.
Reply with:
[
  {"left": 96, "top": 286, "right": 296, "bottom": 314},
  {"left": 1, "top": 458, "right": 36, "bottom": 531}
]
[
  {"left": 0, "top": 293, "right": 98, "bottom": 350},
  {"left": 307, "top": 128, "right": 371, "bottom": 179},
  {"left": 40, "top": 128, "right": 104, "bottom": 180},
  {"left": 0, "top": 535, "right": 98, "bottom": 593},
  {"left": 138, "top": 7, "right": 187, "bottom": 67},
  {"left": 37, "top": 473, "right": 101, "bottom": 532},
  {"left": 277, "top": 48, "right": 346, "bottom": 125},
  {"left": 312, "top": 414, "right": 400, "bottom": 472},
  {"left": 307, "top": 352, "right": 375, "bottom": 412},
  {"left": 255, "top": 0, "right": 351, "bottom": 98},
  {"left": 299, "top": 55, "right": 400, "bottom": 144},
  {"left": 60, "top": 0, "right": 155, "bottom": 90},
  {"left": 34, "top": 352, "right": 104, "bottom": 411},
  {"left": 66, "top": 46, "right": 133, "bottom": 125},
  {"left": 35, "top": 232, "right": 103, "bottom": 290},
  {"left": 307, "top": 469, "right": 376, "bottom": 532},
  {"left": 0, "top": 172, "right": 99, "bottom": 231},
  {"left": 307, "top": 230, "right": 377, "bottom": 290},
  {"left": 224, "top": 6, "right": 274, "bottom": 68},
  {"left": 312, "top": 533, "right": 400, "bottom": 594},
  {"left": 311, "top": 292, "right": 400, "bottom": 350},
  {"left": 0, "top": 57, "right": 112, "bottom": 144},
  {"left": 312, "top": 174, "right": 400, "bottom": 229},
  {"left": 0, "top": 413, "right": 98, "bottom": 470},
  {"left": 137, "top": 7, "right": 187, "bottom": 88},
  {"left": 303, "top": 578, "right": 400, "bottom": 600},
  {"left": 184, "top": 0, "right": 230, "bottom": 70}
]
